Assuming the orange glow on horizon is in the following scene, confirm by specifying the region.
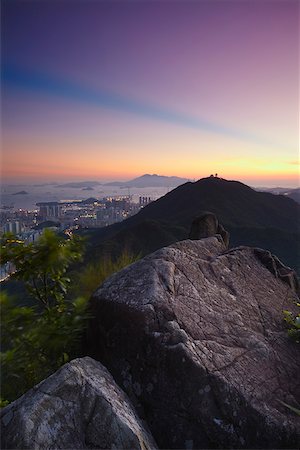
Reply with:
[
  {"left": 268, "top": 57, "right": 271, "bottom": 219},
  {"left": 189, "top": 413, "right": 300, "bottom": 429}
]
[
  {"left": 2, "top": 136, "right": 298, "bottom": 186},
  {"left": 2, "top": 163, "right": 298, "bottom": 187}
]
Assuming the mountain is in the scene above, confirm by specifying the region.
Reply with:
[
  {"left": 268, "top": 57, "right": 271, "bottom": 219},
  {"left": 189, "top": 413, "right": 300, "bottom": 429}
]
[
  {"left": 84, "top": 177, "right": 300, "bottom": 274},
  {"left": 286, "top": 188, "right": 300, "bottom": 204},
  {"left": 104, "top": 174, "right": 190, "bottom": 187},
  {"left": 256, "top": 187, "right": 300, "bottom": 204}
]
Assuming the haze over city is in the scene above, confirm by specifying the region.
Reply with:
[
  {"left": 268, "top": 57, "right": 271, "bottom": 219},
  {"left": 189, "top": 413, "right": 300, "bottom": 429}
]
[{"left": 1, "top": 0, "right": 299, "bottom": 187}]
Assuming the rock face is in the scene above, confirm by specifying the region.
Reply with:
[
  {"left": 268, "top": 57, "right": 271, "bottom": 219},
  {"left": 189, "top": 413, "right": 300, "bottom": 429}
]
[
  {"left": 189, "top": 212, "right": 230, "bottom": 248},
  {"left": 254, "top": 247, "right": 300, "bottom": 296},
  {"left": 87, "top": 237, "right": 300, "bottom": 449},
  {"left": 1, "top": 357, "right": 157, "bottom": 450}
]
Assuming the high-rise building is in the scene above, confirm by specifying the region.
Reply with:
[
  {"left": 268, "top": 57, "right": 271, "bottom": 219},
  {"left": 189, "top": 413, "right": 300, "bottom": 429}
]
[
  {"left": 3, "top": 221, "right": 22, "bottom": 235},
  {"left": 36, "top": 202, "right": 62, "bottom": 219},
  {"left": 139, "top": 196, "right": 152, "bottom": 207}
]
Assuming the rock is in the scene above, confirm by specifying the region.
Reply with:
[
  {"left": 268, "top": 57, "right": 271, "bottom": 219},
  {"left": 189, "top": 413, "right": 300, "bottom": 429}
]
[
  {"left": 188, "top": 211, "right": 218, "bottom": 239},
  {"left": 216, "top": 222, "right": 230, "bottom": 249},
  {"left": 1, "top": 357, "right": 157, "bottom": 450},
  {"left": 189, "top": 212, "right": 230, "bottom": 248},
  {"left": 87, "top": 237, "right": 300, "bottom": 449},
  {"left": 254, "top": 247, "right": 300, "bottom": 296}
]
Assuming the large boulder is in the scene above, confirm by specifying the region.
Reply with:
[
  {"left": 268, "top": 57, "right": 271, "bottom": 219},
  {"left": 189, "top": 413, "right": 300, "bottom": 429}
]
[
  {"left": 87, "top": 237, "right": 300, "bottom": 449},
  {"left": 188, "top": 212, "right": 230, "bottom": 248},
  {"left": 1, "top": 357, "right": 157, "bottom": 450}
]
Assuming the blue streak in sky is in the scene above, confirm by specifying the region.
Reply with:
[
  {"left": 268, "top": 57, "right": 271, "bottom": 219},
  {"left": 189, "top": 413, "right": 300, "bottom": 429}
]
[{"left": 2, "top": 64, "right": 279, "bottom": 148}]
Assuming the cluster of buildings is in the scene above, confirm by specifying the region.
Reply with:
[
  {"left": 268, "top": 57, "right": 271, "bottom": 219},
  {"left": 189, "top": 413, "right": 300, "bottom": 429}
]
[
  {"left": 0, "top": 195, "right": 153, "bottom": 238},
  {"left": 0, "top": 194, "right": 153, "bottom": 281},
  {"left": 0, "top": 208, "right": 42, "bottom": 243},
  {"left": 35, "top": 195, "right": 147, "bottom": 228}
]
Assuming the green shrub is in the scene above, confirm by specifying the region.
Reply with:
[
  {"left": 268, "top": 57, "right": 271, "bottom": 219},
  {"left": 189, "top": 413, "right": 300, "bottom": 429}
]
[
  {"left": 283, "top": 302, "right": 300, "bottom": 343},
  {"left": 0, "top": 230, "right": 88, "bottom": 403},
  {"left": 1, "top": 292, "right": 89, "bottom": 403},
  {"left": 0, "top": 229, "right": 84, "bottom": 309},
  {"left": 0, "top": 232, "right": 138, "bottom": 404}
]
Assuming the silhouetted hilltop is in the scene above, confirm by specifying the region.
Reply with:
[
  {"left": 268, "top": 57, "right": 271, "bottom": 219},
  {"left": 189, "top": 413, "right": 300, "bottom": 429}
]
[
  {"left": 125, "top": 177, "right": 298, "bottom": 229},
  {"left": 84, "top": 177, "right": 300, "bottom": 273}
]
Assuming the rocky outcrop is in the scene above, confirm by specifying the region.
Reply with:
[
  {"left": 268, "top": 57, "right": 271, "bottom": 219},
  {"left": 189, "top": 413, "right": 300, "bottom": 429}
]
[
  {"left": 87, "top": 237, "right": 300, "bottom": 449},
  {"left": 189, "top": 212, "right": 230, "bottom": 248},
  {"left": 1, "top": 357, "right": 157, "bottom": 450},
  {"left": 254, "top": 247, "right": 300, "bottom": 296}
]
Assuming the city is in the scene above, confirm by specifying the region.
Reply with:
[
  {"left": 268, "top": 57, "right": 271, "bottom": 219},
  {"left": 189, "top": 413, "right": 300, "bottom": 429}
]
[
  {"left": 1, "top": 1, "right": 299, "bottom": 448},
  {"left": 0, "top": 194, "right": 152, "bottom": 281}
]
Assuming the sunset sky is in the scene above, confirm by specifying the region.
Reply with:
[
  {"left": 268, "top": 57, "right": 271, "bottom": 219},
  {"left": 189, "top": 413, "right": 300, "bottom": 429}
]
[{"left": 1, "top": 0, "right": 299, "bottom": 186}]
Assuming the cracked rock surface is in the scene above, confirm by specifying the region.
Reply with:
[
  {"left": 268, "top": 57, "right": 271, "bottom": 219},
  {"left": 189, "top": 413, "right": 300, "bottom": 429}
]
[
  {"left": 88, "top": 237, "right": 300, "bottom": 449},
  {"left": 1, "top": 357, "right": 157, "bottom": 449}
]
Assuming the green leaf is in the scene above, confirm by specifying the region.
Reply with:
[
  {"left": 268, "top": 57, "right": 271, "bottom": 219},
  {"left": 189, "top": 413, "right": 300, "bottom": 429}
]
[{"left": 278, "top": 400, "right": 300, "bottom": 416}]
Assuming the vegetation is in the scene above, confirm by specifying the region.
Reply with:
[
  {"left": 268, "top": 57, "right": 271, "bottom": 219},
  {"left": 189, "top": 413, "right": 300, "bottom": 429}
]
[
  {"left": 1, "top": 291, "right": 88, "bottom": 403},
  {"left": 279, "top": 400, "right": 300, "bottom": 417},
  {"left": 283, "top": 302, "right": 300, "bottom": 343},
  {"left": 1, "top": 230, "right": 84, "bottom": 309},
  {"left": 0, "top": 230, "right": 87, "bottom": 403},
  {"left": 279, "top": 304, "right": 300, "bottom": 417},
  {"left": 72, "top": 248, "right": 139, "bottom": 300},
  {"left": 0, "top": 230, "right": 137, "bottom": 404}
]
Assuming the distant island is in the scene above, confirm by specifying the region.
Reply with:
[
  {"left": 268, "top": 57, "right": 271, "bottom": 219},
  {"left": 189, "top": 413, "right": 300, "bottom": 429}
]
[
  {"left": 105, "top": 174, "right": 190, "bottom": 188},
  {"left": 12, "top": 190, "right": 28, "bottom": 195},
  {"left": 53, "top": 175, "right": 190, "bottom": 189}
]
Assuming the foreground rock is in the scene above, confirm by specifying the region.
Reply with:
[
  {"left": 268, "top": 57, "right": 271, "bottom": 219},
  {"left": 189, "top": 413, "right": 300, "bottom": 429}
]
[
  {"left": 254, "top": 247, "right": 300, "bottom": 296},
  {"left": 88, "top": 237, "right": 300, "bottom": 449},
  {"left": 1, "top": 357, "right": 157, "bottom": 450}
]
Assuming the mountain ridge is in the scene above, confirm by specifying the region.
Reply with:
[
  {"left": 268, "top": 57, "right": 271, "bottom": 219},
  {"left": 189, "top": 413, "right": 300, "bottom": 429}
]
[
  {"left": 104, "top": 173, "right": 190, "bottom": 187},
  {"left": 84, "top": 177, "right": 300, "bottom": 273}
]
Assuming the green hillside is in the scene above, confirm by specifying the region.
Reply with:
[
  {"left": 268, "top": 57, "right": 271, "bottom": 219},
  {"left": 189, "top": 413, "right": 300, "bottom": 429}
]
[{"left": 84, "top": 177, "right": 300, "bottom": 273}]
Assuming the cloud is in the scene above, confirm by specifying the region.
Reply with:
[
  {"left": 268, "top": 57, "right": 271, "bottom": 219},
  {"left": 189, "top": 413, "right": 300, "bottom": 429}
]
[{"left": 2, "top": 64, "right": 285, "bottom": 149}]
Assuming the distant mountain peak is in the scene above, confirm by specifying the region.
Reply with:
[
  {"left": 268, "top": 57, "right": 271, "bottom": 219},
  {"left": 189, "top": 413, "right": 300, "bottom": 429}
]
[{"left": 104, "top": 174, "right": 189, "bottom": 188}]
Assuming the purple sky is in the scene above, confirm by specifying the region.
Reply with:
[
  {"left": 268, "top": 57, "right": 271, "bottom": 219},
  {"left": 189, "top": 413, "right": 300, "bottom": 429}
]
[{"left": 2, "top": 0, "right": 299, "bottom": 186}]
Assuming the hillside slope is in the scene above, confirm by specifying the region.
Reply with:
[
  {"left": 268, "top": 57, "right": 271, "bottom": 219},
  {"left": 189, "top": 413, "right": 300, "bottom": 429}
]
[{"left": 84, "top": 177, "right": 300, "bottom": 272}]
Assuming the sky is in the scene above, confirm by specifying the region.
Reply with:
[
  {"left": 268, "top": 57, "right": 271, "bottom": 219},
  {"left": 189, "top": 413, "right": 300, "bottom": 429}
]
[{"left": 1, "top": 0, "right": 299, "bottom": 187}]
